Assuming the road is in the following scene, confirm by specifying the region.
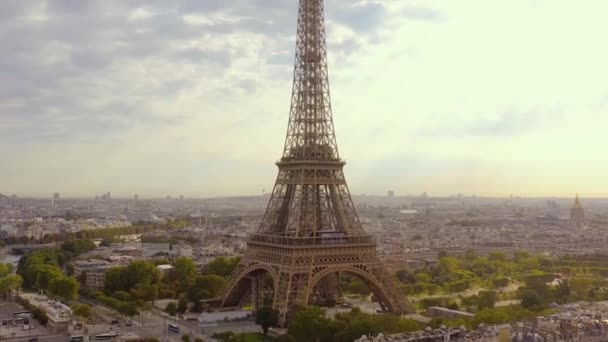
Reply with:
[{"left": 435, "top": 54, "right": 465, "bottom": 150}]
[
  {"left": 79, "top": 299, "right": 260, "bottom": 341},
  {"left": 2, "top": 334, "right": 65, "bottom": 342}
]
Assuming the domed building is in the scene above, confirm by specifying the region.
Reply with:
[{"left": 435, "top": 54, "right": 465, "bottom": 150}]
[{"left": 570, "top": 194, "right": 585, "bottom": 227}]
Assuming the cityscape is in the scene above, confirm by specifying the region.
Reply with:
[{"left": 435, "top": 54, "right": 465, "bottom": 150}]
[{"left": 2, "top": 1, "right": 608, "bottom": 342}]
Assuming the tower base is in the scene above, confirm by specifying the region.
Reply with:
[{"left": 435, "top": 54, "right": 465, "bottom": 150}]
[{"left": 219, "top": 234, "right": 414, "bottom": 324}]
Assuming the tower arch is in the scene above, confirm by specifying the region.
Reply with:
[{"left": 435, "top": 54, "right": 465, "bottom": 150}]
[
  {"left": 221, "top": 263, "right": 279, "bottom": 309},
  {"left": 308, "top": 266, "right": 404, "bottom": 313}
]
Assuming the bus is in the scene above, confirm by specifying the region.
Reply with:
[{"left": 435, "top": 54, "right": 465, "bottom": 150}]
[
  {"left": 95, "top": 332, "right": 118, "bottom": 340},
  {"left": 69, "top": 336, "right": 85, "bottom": 342},
  {"left": 168, "top": 323, "right": 180, "bottom": 334}
]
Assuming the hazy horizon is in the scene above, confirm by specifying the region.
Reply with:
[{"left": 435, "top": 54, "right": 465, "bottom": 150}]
[
  {"left": 3, "top": 192, "right": 604, "bottom": 201},
  {"left": 2, "top": 1, "right": 607, "bottom": 198}
]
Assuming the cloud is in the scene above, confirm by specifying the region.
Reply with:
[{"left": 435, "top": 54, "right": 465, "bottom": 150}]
[
  {"left": 425, "top": 107, "right": 566, "bottom": 139},
  {"left": 0, "top": 0, "right": 396, "bottom": 145},
  {"left": 332, "top": 2, "right": 386, "bottom": 33},
  {"left": 400, "top": 5, "right": 442, "bottom": 22},
  {"left": 2, "top": 0, "right": 607, "bottom": 197}
]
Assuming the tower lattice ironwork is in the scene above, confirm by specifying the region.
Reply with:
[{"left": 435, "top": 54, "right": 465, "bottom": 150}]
[{"left": 218, "top": 0, "right": 413, "bottom": 323}]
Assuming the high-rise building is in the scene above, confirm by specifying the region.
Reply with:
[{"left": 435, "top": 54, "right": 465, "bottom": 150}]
[
  {"left": 53, "top": 192, "right": 60, "bottom": 200},
  {"left": 217, "top": 0, "right": 412, "bottom": 324},
  {"left": 106, "top": 192, "right": 111, "bottom": 200},
  {"left": 388, "top": 190, "right": 395, "bottom": 198},
  {"left": 570, "top": 194, "right": 585, "bottom": 226}
]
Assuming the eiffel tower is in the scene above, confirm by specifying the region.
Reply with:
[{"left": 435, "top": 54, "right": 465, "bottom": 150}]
[{"left": 218, "top": 0, "right": 413, "bottom": 323}]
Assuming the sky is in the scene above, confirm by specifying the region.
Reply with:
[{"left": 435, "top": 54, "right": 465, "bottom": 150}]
[{"left": 1, "top": 0, "right": 607, "bottom": 198}]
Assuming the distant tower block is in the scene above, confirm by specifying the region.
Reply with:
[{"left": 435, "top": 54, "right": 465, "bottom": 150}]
[
  {"left": 217, "top": 0, "right": 413, "bottom": 324},
  {"left": 388, "top": 190, "right": 395, "bottom": 198},
  {"left": 53, "top": 192, "right": 60, "bottom": 200},
  {"left": 570, "top": 194, "right": 585, "bottom": 227}
]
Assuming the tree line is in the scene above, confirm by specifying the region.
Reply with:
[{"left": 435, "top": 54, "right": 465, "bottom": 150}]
[
  {"left": 17, "top": 239, "right": 96, "bottom": 302},
  {"left": 87, "top": 256, "right": 240, "bottom": 317}
]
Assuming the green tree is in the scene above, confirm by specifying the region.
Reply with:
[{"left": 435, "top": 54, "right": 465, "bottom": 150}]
[
  {"left": 346, "top": 278, "right": 371, "bottom": 295},
  {"left": 165, "top": 301, "right": 177, "bottom": 316},
  {"left": 474, "top": 307, "right": 510, "bottom": 325},
  {"left": 523, "top": 272, "right": 553, "bottom": 302},
  {"left": 62, "top": 239, "right": 96, "bottom": 257},
  {"left": 171, "top": 257, "right": 197, "bottom": 293},
  {"left": 177, "top": 293, "right": 189, "bottom": 314},
  {"left": 211, "top": 332, "right": 235, "bottom": 342},
  {"left": 275, "top": 335, "right": 297, "bottom": 342},
  {"left": 0, "top": 263, "right": 13, "bottom": 277},
  {"left": 203, "top": 257, "right": 241, "bottom": 278},
  {"left": 513, "top": 251, "right": 531, "bottom": 261},
  {"left": 288, "top": 306, "right": 333, "bottom": 342},
  {"left": 125, "top": 260, "right": 159, "bottom": 289},
  {"left": 569, "top": 277, "right": 595, "bottom": 300},
  {"left": 415, "top": 272, "right": 432, "bottom": 283},
  {"left": 72, "top": 304, "right": 92, "bottom": 319},
  {"left": 255, "top": 307, "right": 279, "bottom": 336},
  {"left": 520, "top": 257, "right": 541, "bottom": 272},
  {"left": 464, "top": 249, "right": 477, "bottom": 261},
  {"left": 470, "top": 258, "right": 493, "bottom": 277},
  {"left": 477, "top": 291, "right": 497, "bottom": 310},
  {"left": 447, "top": 279, "right": 470, "bottom": 293},
  {"left": 492, "top": 276, "right": 510, "bottom": 288},
  {"left": 35, "top": 264, "right": 63, "bottom": 291},
  {"left": 189, "top": 274, "right": 226, "bottom": 301},
  {"left": 0, "top": 274, "right": 23, "bottom": 299},
  {"left": 133, "top": 284, "right": 158, "bottom": 303},
  {"left": 396, "top": 270, "right": 416, "bottom": 284},
  {"left": 48, "top": 276, "right": 79, "bottom": 302},
  {"left": 488, "top": 252, "right": 506, "bottom": 262},
  {"left": 519, "top": 289, "right": 543, "bottom": 310},
  {"left": 439, "top": 256, "right": 460, "bottom": 282},
  {"left": 331, "top": 308, "right": 419, "bottom": 342},
  {"left": 554, "top": 280, "right": 571, "bottom": 303},
  {"left": 104, "top": 260, "right": 159, "bottom": 294},
  {"left": 118, "top": 301, "right": 139, "bottom": 317},
  {"left": 181, "top": 334, "right": 190, "bottom": 342},
  {"left": 104, "top": 267, "right": 127, "bottom": 293}
]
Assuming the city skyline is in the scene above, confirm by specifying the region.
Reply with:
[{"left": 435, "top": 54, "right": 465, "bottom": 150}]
[{"left": 2, "top": 1, "right": 607, "bottom": 197}]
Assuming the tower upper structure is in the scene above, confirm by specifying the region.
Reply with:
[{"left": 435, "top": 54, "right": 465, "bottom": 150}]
[{"left": 257, "top": 0, "right": 363, "bottom": 238}]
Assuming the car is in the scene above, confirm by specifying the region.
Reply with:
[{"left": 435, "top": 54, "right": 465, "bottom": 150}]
[
  {"left": 125, "top": 320, "right": 133, "bottom": 326},
  {"left": 28, "top": 338, "right": 38, "bottom": 342},
  {"left": 111, "top": 319, "right": 119, "bottom": 325}
]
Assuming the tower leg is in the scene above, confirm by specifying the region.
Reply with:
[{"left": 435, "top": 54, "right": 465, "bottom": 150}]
[
  {"left": 316, "top": 272, "right": 342, "bottom": 305},
  {"left": 273, "top": 270, "right": 311, "bottom": 325}
]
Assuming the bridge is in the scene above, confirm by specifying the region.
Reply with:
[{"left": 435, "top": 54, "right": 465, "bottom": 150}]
[{"left": 2, "top": 243, "right": 56, "bottom": 255}]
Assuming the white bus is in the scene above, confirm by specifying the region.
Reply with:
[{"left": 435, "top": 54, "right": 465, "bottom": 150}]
[
  {"left": 94, "top": 332, "right": 118, "bottom": 340},
  {"left": 168, "top": 323, "right": 180, "bottom": 334}
]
